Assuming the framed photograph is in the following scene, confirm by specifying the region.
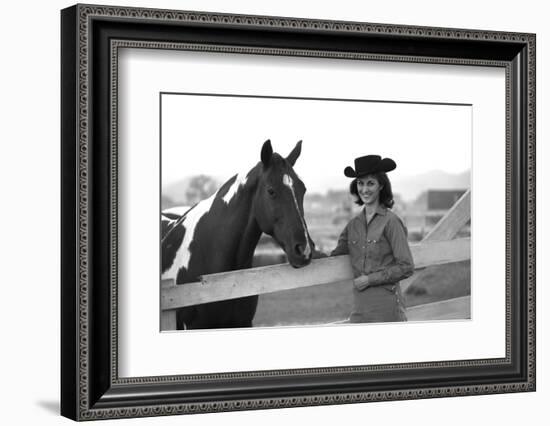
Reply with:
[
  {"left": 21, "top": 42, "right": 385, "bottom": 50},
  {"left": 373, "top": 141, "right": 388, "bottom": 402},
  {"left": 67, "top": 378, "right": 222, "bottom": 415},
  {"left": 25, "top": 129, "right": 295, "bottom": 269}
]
[{"left": 61, "top": 4, "right": 535, "bottom": 421}]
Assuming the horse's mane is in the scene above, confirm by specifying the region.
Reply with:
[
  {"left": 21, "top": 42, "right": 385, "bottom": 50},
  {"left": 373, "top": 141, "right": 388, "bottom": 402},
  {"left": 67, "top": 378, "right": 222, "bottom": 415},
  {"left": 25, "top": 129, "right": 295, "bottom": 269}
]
[
  {"left": 213, "top": 163, "right": 263, "bottom": 201},
  {"left": 161, "top": 204, "right": 196, "bottom": 243}
]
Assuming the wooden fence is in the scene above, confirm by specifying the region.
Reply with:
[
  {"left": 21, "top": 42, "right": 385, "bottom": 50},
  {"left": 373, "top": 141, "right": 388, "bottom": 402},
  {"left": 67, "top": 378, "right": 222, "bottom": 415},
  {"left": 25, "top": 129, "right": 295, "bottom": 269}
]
[{"left": 161, "top": 189, "right": 471, "bottom": 330}]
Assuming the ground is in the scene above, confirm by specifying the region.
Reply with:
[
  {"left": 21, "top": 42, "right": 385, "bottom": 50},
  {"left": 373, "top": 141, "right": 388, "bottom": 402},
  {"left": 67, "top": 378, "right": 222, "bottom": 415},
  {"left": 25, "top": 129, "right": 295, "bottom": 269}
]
[{"left": 253, "top": 261, "right": 470, "bottom": 327}]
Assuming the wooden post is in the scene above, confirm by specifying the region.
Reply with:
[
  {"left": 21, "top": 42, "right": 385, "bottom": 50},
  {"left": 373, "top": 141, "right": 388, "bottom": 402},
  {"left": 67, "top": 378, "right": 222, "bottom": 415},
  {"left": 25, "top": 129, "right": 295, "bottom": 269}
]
[
  {"left": 422, "top": 190, "right": 471, "bottom": 242},
  {"left": 160, "top": 279, "right": 177, "bottom": 331},
  {"left": 401, "top": 190, "right": 471, "bottom": 292}
]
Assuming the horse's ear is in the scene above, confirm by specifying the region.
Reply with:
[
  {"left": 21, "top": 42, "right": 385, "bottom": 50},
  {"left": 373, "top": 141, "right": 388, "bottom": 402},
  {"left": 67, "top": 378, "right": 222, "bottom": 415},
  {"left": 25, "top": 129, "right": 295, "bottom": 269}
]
[
  {"left": 286, "top": 140, "right": 302, "bottom": 166},
  {"left": 261, "top": 139, "right": 273, "bottom": 167}
]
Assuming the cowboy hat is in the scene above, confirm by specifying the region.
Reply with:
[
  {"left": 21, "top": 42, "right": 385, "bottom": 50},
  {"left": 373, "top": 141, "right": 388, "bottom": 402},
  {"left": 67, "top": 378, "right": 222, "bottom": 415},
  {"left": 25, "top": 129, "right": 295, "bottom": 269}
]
[{"left": 344, "top": 155, "right": 396, "bottom": 178}]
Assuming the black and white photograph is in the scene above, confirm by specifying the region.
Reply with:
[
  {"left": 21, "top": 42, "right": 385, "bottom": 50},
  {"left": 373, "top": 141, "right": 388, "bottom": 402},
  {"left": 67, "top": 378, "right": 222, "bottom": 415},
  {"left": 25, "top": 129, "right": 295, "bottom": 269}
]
[{"left": 159, "top": 93, "right": 472, "bottom": 331}]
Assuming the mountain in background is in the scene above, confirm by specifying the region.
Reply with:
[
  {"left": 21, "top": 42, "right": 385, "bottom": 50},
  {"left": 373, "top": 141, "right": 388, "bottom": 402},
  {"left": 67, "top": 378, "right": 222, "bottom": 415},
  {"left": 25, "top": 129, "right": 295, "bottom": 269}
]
[
  {"left": 162, "top": 169, "right": 471, "bottom": 208},
  {"left": 393, "top": 169, "right": 471, "bottom": 202}
]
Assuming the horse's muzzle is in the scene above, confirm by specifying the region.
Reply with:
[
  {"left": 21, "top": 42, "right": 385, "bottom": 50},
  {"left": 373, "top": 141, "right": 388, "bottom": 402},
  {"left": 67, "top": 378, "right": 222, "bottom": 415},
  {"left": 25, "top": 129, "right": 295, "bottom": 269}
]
[
  {"left": 288, "top": 250, "right": 312, "bottom": 268},
  {"left": 293, "top": 243, "right": 309, "bottom": 258}
]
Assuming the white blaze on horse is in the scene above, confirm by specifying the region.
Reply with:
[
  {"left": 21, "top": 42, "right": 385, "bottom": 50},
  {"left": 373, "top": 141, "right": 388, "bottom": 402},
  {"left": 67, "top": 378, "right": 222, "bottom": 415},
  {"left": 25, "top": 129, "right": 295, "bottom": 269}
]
[{"left": 161, "top": 140, "right": 313, "bottom": 329}]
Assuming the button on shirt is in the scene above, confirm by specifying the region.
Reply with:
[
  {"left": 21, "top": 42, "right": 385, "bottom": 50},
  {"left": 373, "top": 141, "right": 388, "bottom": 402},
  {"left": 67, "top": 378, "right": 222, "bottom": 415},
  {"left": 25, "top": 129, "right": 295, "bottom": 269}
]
[{"left": 331, "top": 206, "right": 414, "bottom": 286}]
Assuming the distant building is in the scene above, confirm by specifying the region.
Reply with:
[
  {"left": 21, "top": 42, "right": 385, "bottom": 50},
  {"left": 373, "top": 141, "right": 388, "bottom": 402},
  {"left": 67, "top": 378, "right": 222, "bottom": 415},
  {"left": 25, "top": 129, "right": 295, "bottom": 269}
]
[{"left": 426, "top": 190, "right": 467, "bottom": 211}]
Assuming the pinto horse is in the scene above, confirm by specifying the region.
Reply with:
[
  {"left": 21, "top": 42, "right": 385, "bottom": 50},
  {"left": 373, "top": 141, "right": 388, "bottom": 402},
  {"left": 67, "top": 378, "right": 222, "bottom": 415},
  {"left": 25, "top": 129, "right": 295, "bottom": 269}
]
[{"left": 161, "top": 140, "right": 313, "bottom": 329}]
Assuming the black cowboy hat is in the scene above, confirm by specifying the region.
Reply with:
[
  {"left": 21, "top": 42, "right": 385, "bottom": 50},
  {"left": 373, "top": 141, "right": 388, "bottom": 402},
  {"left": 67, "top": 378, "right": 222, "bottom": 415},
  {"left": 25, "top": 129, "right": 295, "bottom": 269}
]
[{"left": 344, "top": 155, "right": 396, "bottom": 178}]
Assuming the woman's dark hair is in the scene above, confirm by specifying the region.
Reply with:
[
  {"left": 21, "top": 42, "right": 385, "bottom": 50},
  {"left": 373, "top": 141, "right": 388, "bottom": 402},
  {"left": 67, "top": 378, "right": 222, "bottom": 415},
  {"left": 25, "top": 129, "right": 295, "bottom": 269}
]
[{"left": 349, "top": 171, "right": 394, "bottom": 208}]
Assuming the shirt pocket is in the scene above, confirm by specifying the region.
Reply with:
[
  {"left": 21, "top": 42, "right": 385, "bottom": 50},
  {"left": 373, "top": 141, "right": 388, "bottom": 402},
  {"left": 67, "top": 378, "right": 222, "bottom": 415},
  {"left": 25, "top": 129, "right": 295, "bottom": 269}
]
[
  {"left": 367, "top": 238, "right": 391, "bottom": 262},
  {"left": 348, "top": 238, "right": 360, "bottom": 255}
]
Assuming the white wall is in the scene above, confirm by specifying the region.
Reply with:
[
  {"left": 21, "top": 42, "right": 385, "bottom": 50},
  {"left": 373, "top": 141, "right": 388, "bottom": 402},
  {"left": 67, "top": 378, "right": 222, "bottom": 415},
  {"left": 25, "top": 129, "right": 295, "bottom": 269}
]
[{"left": 0, "top": 0, "right": 546, "bottom": 424}]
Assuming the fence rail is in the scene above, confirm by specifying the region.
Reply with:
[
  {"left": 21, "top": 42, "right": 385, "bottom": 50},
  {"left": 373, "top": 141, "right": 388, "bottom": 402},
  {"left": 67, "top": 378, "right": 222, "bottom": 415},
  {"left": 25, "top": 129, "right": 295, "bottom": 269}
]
[{"left": 161, "top": 238, "right": 470, "bottom": 310}]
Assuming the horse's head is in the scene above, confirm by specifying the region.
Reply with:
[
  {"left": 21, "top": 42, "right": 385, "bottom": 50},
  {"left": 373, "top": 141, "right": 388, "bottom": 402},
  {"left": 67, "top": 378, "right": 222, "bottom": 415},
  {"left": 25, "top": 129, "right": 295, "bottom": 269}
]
[{"left": 253, "top": 140, "right": 313, "bottom": 268}]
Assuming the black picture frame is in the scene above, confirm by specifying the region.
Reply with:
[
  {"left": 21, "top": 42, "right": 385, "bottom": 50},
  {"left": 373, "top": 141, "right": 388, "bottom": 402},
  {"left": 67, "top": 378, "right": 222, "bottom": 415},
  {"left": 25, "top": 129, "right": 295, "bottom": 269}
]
[{"left": 61, "top": 4, "right": 536, "bottom": 421}]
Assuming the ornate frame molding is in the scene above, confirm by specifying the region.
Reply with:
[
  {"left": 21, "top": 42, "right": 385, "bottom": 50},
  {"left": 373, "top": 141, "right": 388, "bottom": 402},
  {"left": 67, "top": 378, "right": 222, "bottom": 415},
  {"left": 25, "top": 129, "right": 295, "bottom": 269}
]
[{"left": 61, "top": 4, "right": 535, "bottom": 421}]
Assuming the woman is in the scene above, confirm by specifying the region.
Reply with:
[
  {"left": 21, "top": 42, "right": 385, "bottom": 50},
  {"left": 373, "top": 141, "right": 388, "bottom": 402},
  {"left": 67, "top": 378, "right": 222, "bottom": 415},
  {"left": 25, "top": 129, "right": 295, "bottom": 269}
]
[{"left": 331, "top": 155, "right": 414, "bottom": 323}]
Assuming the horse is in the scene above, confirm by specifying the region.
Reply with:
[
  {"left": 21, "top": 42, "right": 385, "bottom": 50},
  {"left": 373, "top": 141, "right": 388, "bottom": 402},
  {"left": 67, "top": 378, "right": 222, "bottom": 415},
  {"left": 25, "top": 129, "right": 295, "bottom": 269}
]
[
  {"left": 161, "top": 206, "right": 191, "bottom": 237},
  {"left": 161, "top": 139, "right": 313, "bottom": 329}
]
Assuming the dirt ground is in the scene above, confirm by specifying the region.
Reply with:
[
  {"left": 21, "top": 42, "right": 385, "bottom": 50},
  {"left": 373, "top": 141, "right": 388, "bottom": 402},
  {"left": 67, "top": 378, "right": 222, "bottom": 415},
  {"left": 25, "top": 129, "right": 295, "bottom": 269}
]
[{"left": 253, "top": 261, "right": 470, "bottom": 327}]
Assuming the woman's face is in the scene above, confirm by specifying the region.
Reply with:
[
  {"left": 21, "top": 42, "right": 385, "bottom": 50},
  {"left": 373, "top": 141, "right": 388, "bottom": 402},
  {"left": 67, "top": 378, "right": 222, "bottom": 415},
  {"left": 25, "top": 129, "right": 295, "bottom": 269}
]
[{"left": 356, "top": 175, "right": 383, "bottom": 206}]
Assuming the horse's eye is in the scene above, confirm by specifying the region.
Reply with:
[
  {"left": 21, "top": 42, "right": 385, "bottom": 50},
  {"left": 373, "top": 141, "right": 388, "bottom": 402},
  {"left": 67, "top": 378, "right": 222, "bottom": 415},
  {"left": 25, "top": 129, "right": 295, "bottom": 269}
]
[{"left": 267, "top": 187, "right": 276, "bottom": 198}]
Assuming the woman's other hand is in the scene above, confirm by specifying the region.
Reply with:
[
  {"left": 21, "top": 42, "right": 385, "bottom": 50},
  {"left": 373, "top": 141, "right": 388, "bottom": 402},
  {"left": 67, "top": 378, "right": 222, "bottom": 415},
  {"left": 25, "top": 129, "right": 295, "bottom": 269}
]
[{"left": 353, "top": 275, "right": 370, "bottom": 291}]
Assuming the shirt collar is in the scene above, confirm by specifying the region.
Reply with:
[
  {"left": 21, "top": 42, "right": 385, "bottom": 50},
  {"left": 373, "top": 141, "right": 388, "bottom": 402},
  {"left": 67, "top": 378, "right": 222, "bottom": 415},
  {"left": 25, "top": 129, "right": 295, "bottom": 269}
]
[
  {"left": 375, "top": 205, "right": 387, "bottom": 216},
  {"left": 356, "top": 204, "right": 387, "bottom": 224}
]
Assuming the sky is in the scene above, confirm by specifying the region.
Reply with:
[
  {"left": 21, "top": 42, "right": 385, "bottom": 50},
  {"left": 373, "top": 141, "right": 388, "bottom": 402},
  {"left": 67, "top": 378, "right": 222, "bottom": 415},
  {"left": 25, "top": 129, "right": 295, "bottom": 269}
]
[{"left": 161, "top": 93, "right": 471, "bottom": 195}]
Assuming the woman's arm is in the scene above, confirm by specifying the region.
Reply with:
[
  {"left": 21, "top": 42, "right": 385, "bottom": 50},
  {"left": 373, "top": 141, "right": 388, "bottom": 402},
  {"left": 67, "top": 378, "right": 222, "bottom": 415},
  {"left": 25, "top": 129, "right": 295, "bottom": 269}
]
[
  {"left": 330, "top": 223, "right": 349, "bottom": 256},
  {"left": 365, "top": 215, "right": 414, "bottom": 286}
]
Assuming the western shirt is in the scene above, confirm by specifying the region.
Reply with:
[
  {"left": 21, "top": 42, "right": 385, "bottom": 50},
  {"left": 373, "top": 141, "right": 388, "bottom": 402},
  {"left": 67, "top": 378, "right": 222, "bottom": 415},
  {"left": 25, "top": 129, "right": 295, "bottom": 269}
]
[{"left": 331, "top": 205, "right": 414, "bottom": 286}]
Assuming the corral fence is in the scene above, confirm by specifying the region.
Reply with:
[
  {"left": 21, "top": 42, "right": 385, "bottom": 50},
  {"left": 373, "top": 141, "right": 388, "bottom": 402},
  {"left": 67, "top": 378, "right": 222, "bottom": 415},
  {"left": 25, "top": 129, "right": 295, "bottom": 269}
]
[{"left": 161, "top": 190, "right": 471, "bottom": 330}]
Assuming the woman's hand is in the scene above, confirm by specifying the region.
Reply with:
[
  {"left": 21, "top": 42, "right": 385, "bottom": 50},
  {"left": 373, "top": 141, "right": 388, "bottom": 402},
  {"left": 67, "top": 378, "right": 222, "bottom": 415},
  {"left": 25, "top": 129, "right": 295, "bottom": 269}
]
[
  {"left": 353, "top": 275, "right": 370, "bottom": 291},
  {"left": 311, "top": 248, "right": 328, "bottom": 259}
]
